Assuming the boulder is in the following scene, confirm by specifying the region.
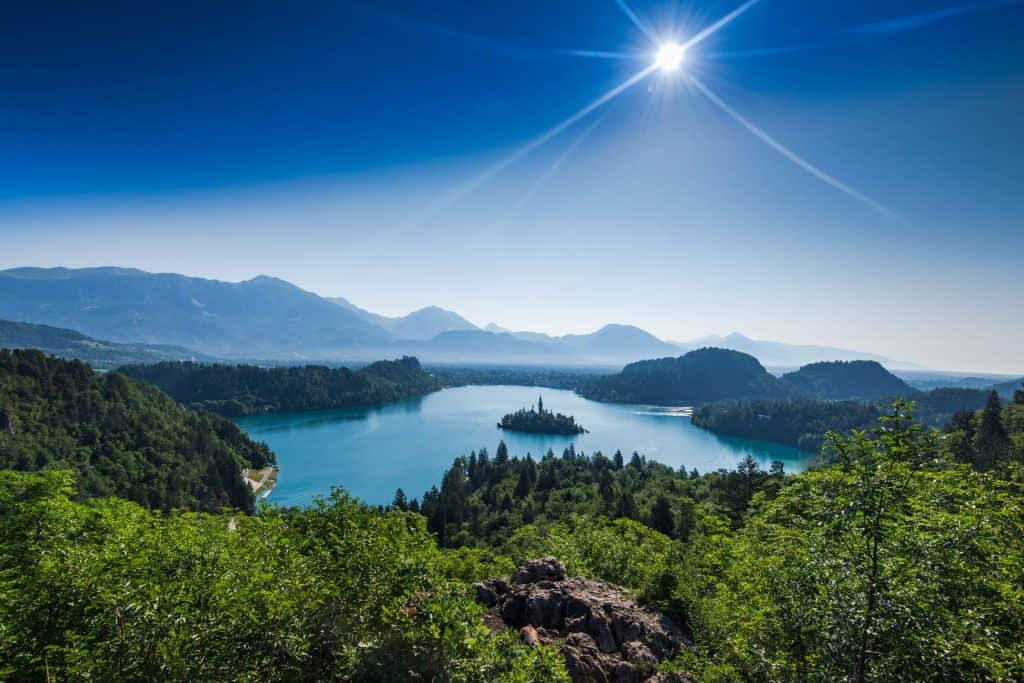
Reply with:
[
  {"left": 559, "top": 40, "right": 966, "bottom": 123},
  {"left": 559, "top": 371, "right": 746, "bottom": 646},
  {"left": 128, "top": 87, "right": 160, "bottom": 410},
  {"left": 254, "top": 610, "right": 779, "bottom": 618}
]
[
  {"left": 475, "top": 560, "right": 692, "bottom": 682},
  {"left": 512, "top": 556, "right": 566, "bottom": 584}
]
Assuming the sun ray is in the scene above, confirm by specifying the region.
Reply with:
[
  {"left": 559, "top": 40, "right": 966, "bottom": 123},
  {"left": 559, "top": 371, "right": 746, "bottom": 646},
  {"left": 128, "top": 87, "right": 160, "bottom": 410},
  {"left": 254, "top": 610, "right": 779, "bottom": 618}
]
[
  {"left": 688, "top": 75, "right": 904, "bottom": 223},
  {"left": 681, "top": 0, "right": 762, "bottom": 52},
  {"left": 703, "top": 44, "right": 807, "bottom": 60},
  {"left": 515, "top": 112, "right": 611, "bottom": 209},
  {"left": 428, "top": 65, "right": 658, "bottom": 214},
  {"left": 557, "top": 48, "right": 647, "bottom": 61},
  {"left": 613, "top": 0, "right": 658, "bottom": 42}
]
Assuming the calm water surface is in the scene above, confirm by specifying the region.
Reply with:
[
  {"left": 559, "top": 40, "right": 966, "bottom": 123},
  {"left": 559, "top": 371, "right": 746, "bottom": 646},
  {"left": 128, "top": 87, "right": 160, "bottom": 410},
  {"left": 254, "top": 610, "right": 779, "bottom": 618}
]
[{"left": 236, "top": 385, "right": 811, "bottom": 507}]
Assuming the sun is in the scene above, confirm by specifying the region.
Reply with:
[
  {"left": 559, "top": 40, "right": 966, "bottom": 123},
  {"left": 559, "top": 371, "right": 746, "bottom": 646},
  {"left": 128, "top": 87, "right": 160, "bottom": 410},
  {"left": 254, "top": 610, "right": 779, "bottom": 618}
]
[{"left": 654, "top": 42, "right": 685, "bottom": 72}]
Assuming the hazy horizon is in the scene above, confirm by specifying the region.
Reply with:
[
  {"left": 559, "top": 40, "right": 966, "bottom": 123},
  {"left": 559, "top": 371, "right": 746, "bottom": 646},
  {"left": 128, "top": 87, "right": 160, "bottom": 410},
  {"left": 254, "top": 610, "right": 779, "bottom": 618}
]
[{"left": 3, "top": 1, "right": 1022, "bottom": 373}]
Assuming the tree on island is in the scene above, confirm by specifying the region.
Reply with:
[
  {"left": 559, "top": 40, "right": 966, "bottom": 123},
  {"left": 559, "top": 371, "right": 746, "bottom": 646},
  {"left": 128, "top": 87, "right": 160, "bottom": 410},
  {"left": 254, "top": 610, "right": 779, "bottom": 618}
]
[{"left": 497, "top": 395, "right": 588, "bottom": 435}]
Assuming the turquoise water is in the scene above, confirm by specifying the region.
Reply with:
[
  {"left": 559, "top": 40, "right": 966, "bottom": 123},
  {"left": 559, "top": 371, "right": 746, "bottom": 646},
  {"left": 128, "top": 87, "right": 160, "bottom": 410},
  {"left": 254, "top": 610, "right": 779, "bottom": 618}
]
[{"left": 235, "top": 385, "right": 811, "bottom": 507}]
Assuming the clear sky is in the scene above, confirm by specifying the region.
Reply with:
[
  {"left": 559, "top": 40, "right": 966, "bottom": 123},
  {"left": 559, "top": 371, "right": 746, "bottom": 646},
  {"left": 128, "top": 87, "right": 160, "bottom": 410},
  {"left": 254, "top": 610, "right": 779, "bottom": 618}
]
[{"left": 2, "top": 1, "right": 1022, "bottom": 373}]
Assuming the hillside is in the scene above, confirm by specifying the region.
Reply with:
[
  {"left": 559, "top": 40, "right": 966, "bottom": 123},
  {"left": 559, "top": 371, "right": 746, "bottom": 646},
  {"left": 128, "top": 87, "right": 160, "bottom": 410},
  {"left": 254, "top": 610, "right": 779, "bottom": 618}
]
[
  {"left": 779, "top": 360, "right": 913, "bottom": 400},
  {"left": 0, "top": 348, "right": 272, "bottom": 512},
  {"left": 119, "top": 356, "right": 441, "bottom": 416},
  {"left": 0, "top": 267, "right": 391, "bottom": 357},
  {"left": 0, "top": 318, "right": 212, "bottom": 368},
  {"left": 991, "top": 377, "right": 1024, "bottom": 401},
  {"left": 581, "top": 347, "right": 783, "bottom": 404},
  {"left": 692, "top": 387, "right": 992, "bottom": 452}
]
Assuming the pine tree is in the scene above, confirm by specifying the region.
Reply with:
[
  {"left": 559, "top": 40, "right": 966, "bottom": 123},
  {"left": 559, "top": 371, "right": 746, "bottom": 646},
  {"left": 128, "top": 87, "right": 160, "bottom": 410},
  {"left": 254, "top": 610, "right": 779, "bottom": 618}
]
[
  {"left": 738, "top": 454, "right": 761, "bottom": 503},
  {"left": 974, "top": 390, "right": 1009, "bottom": 470},
  {"left": 650, "top": 495, "right": 675, "bottom": 537},
  {"left": 514, "top": 467, "right": 533, "bottom": 498}
]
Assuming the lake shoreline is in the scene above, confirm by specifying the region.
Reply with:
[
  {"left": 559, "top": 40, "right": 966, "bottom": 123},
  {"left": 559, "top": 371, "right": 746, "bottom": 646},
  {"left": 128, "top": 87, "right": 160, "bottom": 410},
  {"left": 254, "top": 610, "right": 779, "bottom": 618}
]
[{"left": 236, "top": 385, "right": 812, "bottom": 507}]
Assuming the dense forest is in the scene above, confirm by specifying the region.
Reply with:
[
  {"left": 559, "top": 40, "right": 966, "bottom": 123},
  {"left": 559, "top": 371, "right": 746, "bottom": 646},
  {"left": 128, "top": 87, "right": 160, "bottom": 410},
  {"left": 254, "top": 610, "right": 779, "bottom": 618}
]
[
  {"left": 4, "top": 403, "right": 1020, "bottom": 680},
  {"left": 692, "top": 387, "right": 993, "bottom": 452},
  {"left": 581, "top": 350, "right": 1005, "bottom": 412},
  {"left": 408, "top": 401, "right": 1024, "bottom": 679},
  {"left": 430, "top": 365, "right": 599, "bottom": 391},
  {"left": 415, "top": 441, "right": 785, "bottom": 549},
  {"left": 581, "top": 348, "right": 783, "bottom": 404},
  {"left": 119, "top": 356, "right": 441, "bottom": 416},
  {"left": 0, "top": 349, "right": 272, "bottom": 513},
  {"left": 778, "top": 359, "right": 913, "bottom": 399}
]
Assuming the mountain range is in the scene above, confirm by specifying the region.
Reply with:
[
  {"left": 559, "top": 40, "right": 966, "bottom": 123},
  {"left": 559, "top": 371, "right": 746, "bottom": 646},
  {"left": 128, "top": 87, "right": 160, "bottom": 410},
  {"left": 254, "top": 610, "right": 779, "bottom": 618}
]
[{"left": 0, "top": 266, "right": 914, "bottom": 368}]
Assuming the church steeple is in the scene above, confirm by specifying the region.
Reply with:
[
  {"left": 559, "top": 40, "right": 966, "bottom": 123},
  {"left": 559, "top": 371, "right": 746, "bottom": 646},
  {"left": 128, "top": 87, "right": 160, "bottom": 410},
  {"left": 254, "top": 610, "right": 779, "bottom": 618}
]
[{"left": 538, "top": 395, "right": 544, "bottom": 414}]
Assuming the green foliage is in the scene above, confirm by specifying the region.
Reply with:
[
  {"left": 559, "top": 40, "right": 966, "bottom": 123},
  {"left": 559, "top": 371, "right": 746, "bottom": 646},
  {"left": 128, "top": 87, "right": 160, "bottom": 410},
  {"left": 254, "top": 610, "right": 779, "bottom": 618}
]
[
  {"left": 0, "top": 348, "right": 271, "bottom": 512},
  {"left": 419, "top": 444, "right": 785, "bottom": 549},
  {"left": 0, "top": 471, "right": 567, "bottom": 681},
  {"left": 429, "top": 365, "right": 594, "bottom": 391},
  {"left": 693, "top": 402, "right": 1024, "bottom": 681},
  {"left": 581, "top": 347, "right": 783, "bottom": 404},
  {"left": 120, "top": 356, "right": 440, "bottom": 417},
  {"left": 505, "top": 517, "right": 685, "bottom": 615},
  {"left": 778, "top": 360, "right": 912, "bottom": 400},
  {"left": 693, "top": 388, "right": 990, "bottom": 454}
]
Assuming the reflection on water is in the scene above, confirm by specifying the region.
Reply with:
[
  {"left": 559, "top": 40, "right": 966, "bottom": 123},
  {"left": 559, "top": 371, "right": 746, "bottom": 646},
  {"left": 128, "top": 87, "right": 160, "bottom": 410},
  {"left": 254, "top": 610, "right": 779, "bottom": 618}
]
[{"left": 236, "top": 385, "right": 811, "bottom": 507}]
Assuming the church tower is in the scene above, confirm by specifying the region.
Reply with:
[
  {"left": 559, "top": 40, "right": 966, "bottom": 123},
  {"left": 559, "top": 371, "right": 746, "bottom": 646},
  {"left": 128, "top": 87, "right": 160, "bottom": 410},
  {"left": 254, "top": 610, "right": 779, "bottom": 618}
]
[{"left": 538, "top": 395, "right": 544, "bottom": 414}]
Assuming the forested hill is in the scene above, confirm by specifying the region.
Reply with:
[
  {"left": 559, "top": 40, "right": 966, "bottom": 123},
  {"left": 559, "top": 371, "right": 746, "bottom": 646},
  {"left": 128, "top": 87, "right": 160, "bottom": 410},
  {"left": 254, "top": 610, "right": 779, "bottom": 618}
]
[
  {"left": 779, "top": 360, "right": 913, "bottom": 399},
  {"left": 0, "top": 318, "right": 212, "bottom": 368},
  {"left": 691, "top": 387, "right": 999, "bottom": 453},
  {"left": 582, "top": 349, "right": 937, "bottom": 406},
  {"left": 0, "top": 349, "right": 272, "bottom": 512},
  {"left": 581, "top": 347, "right": 783, "bottom": 404},
  {"left": 119, "top": 356, "right": 441, "bottom": 416}
]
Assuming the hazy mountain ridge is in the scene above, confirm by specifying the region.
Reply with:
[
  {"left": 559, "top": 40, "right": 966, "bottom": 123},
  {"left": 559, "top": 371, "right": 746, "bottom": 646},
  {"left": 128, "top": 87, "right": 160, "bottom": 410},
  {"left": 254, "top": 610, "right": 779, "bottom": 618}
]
[
  {"left": 678, "top": 331, "right": 907, "bottom": 369},
  {"left": 329, "top": 299, "right": 479, "bottom": 340},
  {"left": 0, "top": 267, "right": 390, "bottom": 358},
  {"left": 0, "top": 319, "right": 214, "bottom": 368},
  {"left": 1, "top": 267, "right": 925, "bottom": 369}
]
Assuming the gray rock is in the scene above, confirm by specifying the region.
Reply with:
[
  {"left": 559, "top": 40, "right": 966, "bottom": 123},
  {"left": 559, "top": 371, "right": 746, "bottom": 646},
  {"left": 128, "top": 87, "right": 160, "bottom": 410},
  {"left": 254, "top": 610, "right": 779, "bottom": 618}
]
[
  {"left": 475, "top": 559, "right": 693, "bottom": 682},
  {"left": 562, "top": 633, "right": 611, "bottom": 683},
  {"left": 621, "top": 641, "right": 658, "bottom": 667},
  {"left": 613, "top": 660, "right": 644, "bottom": 683},
  {"left": 512, "top": 556, "right": 567, "bottom": 584},
  {"left": 474, "top": 582, "right": 498, "bottom": 607}
]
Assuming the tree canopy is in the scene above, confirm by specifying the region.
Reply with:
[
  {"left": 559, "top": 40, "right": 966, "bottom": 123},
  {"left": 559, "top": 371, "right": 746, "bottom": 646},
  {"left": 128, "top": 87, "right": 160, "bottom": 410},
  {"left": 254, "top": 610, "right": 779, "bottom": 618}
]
[
  {"left": 119, "top": 356, "right": 441, "bottom": 417},
  {"left": 0, "top": 349, "right": 272, "bottom": 513}
]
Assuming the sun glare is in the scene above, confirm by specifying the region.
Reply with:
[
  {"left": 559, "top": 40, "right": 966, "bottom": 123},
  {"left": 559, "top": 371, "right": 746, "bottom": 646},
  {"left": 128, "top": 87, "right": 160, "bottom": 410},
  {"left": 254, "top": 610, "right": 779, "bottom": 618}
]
[{"left": 655, "top": 42, "right": 685, "bottom": 72}]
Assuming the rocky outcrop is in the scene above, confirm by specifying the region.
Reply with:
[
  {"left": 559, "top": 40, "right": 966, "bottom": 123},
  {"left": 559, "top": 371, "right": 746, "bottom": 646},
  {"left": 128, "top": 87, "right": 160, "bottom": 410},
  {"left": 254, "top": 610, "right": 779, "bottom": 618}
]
[{"left": 475, "top": 558, "right": 692, "bottom": 683}]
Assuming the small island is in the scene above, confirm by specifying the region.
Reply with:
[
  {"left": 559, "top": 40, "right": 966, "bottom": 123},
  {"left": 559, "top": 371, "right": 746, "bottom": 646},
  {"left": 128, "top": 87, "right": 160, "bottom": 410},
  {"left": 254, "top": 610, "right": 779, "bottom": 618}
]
[{"left": 497, "top": 396, "right": 588, "bottom": 435}]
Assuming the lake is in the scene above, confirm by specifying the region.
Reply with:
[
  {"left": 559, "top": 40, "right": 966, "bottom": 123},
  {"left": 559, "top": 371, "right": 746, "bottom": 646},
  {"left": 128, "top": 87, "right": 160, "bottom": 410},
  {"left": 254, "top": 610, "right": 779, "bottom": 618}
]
[{"left": 236, "top": 385, "right": 811, "bottom": 507}]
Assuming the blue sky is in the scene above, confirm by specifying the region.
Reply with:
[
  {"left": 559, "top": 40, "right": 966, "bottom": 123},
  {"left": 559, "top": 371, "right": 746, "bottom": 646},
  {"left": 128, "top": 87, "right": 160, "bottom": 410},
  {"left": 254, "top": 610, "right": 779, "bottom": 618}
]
[{"left": 2, "top": 1, "right": 1022, "bottom": 372}]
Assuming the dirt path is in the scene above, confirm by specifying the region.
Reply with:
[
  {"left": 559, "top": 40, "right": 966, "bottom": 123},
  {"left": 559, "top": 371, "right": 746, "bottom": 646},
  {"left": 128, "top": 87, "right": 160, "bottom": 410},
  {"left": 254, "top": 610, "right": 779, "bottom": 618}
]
[{"left": 245, "top": 467, "right": 272, "bottom": 492}]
